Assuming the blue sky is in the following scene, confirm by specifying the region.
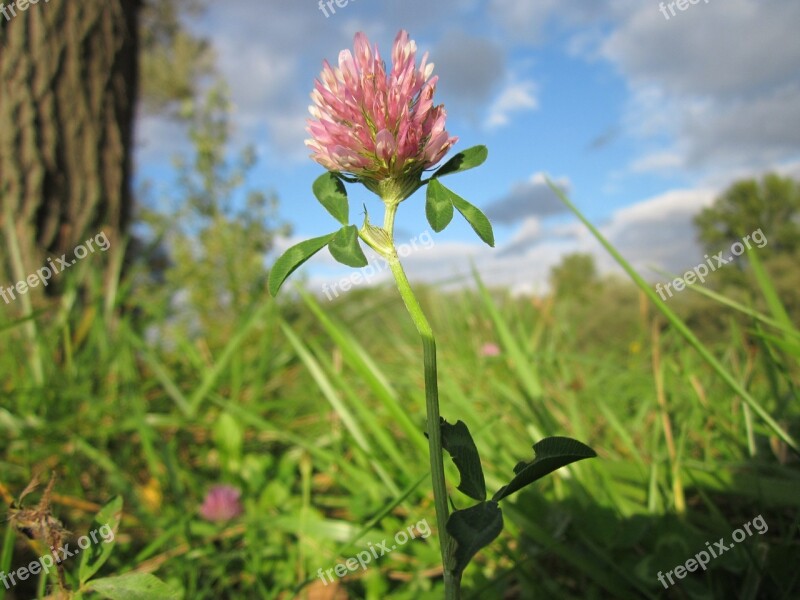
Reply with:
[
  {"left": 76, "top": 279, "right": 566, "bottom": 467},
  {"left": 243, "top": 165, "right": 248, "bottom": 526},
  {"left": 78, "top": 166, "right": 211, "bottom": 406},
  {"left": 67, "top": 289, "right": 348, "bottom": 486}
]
[{"left": 135, "top": 0, "right": 800, "bottom": 295}]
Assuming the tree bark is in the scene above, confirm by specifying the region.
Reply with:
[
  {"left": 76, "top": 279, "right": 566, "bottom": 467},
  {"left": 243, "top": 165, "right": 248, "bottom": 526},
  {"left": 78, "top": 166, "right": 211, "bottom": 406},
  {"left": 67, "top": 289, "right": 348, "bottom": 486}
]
[{"left": 0, "top": 0, "right": 139, "bottom": 290}]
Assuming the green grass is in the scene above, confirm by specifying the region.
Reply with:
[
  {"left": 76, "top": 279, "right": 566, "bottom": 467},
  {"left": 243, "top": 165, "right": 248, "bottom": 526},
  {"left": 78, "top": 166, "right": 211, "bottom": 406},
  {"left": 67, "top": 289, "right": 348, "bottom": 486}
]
[{"left": 1, "top": 224, "right": 799, "bottom": 599}]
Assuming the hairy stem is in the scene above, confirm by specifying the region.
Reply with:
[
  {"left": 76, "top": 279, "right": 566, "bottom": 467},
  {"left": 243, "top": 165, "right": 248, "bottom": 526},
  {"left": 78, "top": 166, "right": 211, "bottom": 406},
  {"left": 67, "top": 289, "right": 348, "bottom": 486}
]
[{"left": 378, "top": 199, "right": 458, "bottom": 597}]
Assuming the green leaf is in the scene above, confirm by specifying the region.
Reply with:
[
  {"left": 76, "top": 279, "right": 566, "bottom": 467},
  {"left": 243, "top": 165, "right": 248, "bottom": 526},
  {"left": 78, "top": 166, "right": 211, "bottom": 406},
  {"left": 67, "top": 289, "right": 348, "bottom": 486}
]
[
  {"left": 313, "top": 172, "right": 349, "bottom": 225},
  {"left": 78, "top": 496, "right": 123, "bottom": 585},
  {"left": 425, "top": 179, "right": 455, "bottom": 232},
  {"left": 451, "top": 191, "right": 495, "bottom": 247},
  {"left": 432, "top": 145, "right": 488, "bottom": 178},
  {"left": 746, "top": 244, "right": 798, "bottom": 340},
  {"left": 446, "top": 501, "right": 504, "bottom": 577},
  {"left": 84, "top": 573, "right": 183, "bottom": 599},
  {"left": 492, "top": 436, "right": 596, "bottom": 502},
  {"left": 425, "top": 180, "right": 495, "bottom": 246},
  {"left": 328, "top": 225, "right": 368, "bottom": 268},
  {"left": 213, "top": 412, "right": 243, "bottom": 460},
  {"left": 268, "top": 232, "right": 338, "bottom": 296},
  {"left": 440, "top": 419, "right": 486, "bottom": 501}
]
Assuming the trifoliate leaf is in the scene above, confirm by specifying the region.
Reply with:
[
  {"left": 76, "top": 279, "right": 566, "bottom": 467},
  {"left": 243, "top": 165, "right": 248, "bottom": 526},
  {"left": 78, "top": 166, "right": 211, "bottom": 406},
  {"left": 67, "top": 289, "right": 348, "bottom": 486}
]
[
  {"left": 432, "top": 145, "right": 488, "bottom": 178},
  {"left": 492, "top": 436, "right": 596, "bottom": 502},
  {"left": 268, "top": 232, "right": 338, "bottom": 296},
  {"left": 313, "top": 172, "right": 349, "bottom": 225},
  {"left": 441, "top": 419, "right": 486, "bottom": 501},
  {"left": 446, "top": 501, "right": 504, "bottom": 577},
  {"left": 451, "top": 193, "right": 495, "bottom": 247},
  {"left": 329, "top": 225, "right": 368, "bottom": 268},
  {"left": 426, "top": 179, "right": 455, "bottom": 232}
]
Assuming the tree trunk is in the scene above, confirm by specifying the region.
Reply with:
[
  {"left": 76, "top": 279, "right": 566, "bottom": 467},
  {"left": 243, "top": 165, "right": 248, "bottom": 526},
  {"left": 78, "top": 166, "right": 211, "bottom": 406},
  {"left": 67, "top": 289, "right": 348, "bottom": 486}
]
[{"left": 0, "top": 0, "right": 139, "bottom": 291}]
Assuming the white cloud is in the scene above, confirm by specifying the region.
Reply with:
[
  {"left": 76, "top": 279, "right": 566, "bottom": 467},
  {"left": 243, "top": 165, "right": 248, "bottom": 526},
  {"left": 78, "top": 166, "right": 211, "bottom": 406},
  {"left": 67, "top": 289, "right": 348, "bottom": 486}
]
[
  {"left": 487, "top": 0, "right": 560, "bottom": 43},
  {"left": 510, "top": 217, "right": 541, "bottom": 243},
  {"left": 603, "top": 0, "right": 800, "bottom": 96},
  {"left": 498, "top": 216, "right": 541, "bottom": 255},
  {"left": 488, "top": 0, "right": 616, "bottom": 44},
  {"left": 682, "top": 83, "right": 800, "bottom": 168},
  {"left": 485, "top": 80, "right": 538, "bottom": 129},
  {"left": 487, "top": 0, "right": 800, "bottom": 180},
  {"left": 599, "top": 0, "right": 800, "bottom": 176},
  {"left": 630, "top": 151, "right": 684, "bottom": 174},
  {"left": 468, "top": 186, "right": 716, "bottom": 288}
]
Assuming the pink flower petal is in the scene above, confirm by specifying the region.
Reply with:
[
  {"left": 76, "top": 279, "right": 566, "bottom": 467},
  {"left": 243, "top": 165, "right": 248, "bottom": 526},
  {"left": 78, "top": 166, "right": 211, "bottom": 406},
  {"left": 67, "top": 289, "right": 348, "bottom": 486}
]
[{"left": 375, "top": 129, "right": 396, "bottom": 162}]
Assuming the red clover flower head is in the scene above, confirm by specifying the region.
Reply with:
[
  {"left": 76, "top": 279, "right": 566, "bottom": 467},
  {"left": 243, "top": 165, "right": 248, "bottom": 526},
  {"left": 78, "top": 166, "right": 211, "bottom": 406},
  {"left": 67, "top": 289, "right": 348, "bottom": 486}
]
[{"left": 305, "top": 30, "right": 458, "bottom": 200}]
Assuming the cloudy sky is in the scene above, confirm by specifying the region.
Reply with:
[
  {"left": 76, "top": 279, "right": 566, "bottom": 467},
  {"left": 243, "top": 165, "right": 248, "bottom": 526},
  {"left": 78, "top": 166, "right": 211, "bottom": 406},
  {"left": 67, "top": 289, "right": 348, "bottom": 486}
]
[{"left": 135, "top": 0, "right": 800, "bottom": 296}]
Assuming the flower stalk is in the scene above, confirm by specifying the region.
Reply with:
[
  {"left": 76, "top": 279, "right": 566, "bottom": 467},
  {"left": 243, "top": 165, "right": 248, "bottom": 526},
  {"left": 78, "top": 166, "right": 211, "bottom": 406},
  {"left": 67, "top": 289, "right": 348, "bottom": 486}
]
[{"left": 377, "top": 201, "right": 460, "bottom": 599}]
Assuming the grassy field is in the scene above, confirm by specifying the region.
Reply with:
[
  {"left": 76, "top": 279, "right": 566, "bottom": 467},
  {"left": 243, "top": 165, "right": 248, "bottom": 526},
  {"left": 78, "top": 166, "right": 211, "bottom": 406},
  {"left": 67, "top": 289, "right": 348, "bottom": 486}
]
[{"left": 1, "top": 225, "right": 799, "bottom": 599}]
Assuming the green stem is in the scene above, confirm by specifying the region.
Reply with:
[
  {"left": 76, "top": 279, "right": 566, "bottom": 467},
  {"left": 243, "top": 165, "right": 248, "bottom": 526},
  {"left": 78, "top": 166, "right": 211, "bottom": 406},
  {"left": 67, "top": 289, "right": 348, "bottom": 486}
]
[{"left": 380, "top": 200, "right": 459, "bottom": 599}]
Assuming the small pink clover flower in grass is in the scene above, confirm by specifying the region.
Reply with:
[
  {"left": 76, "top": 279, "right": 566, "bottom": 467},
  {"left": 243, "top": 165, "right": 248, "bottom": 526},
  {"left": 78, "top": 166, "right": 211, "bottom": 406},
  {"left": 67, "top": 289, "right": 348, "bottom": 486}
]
[
  {"left": 199, "top": 484, "right": 242, "bottom": 522},
  {"left": 305, "top": 30, "right": 458, "bottom": 201},
  {"left": 480, "top": 342, "right": 501, "bottom": 357}
]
